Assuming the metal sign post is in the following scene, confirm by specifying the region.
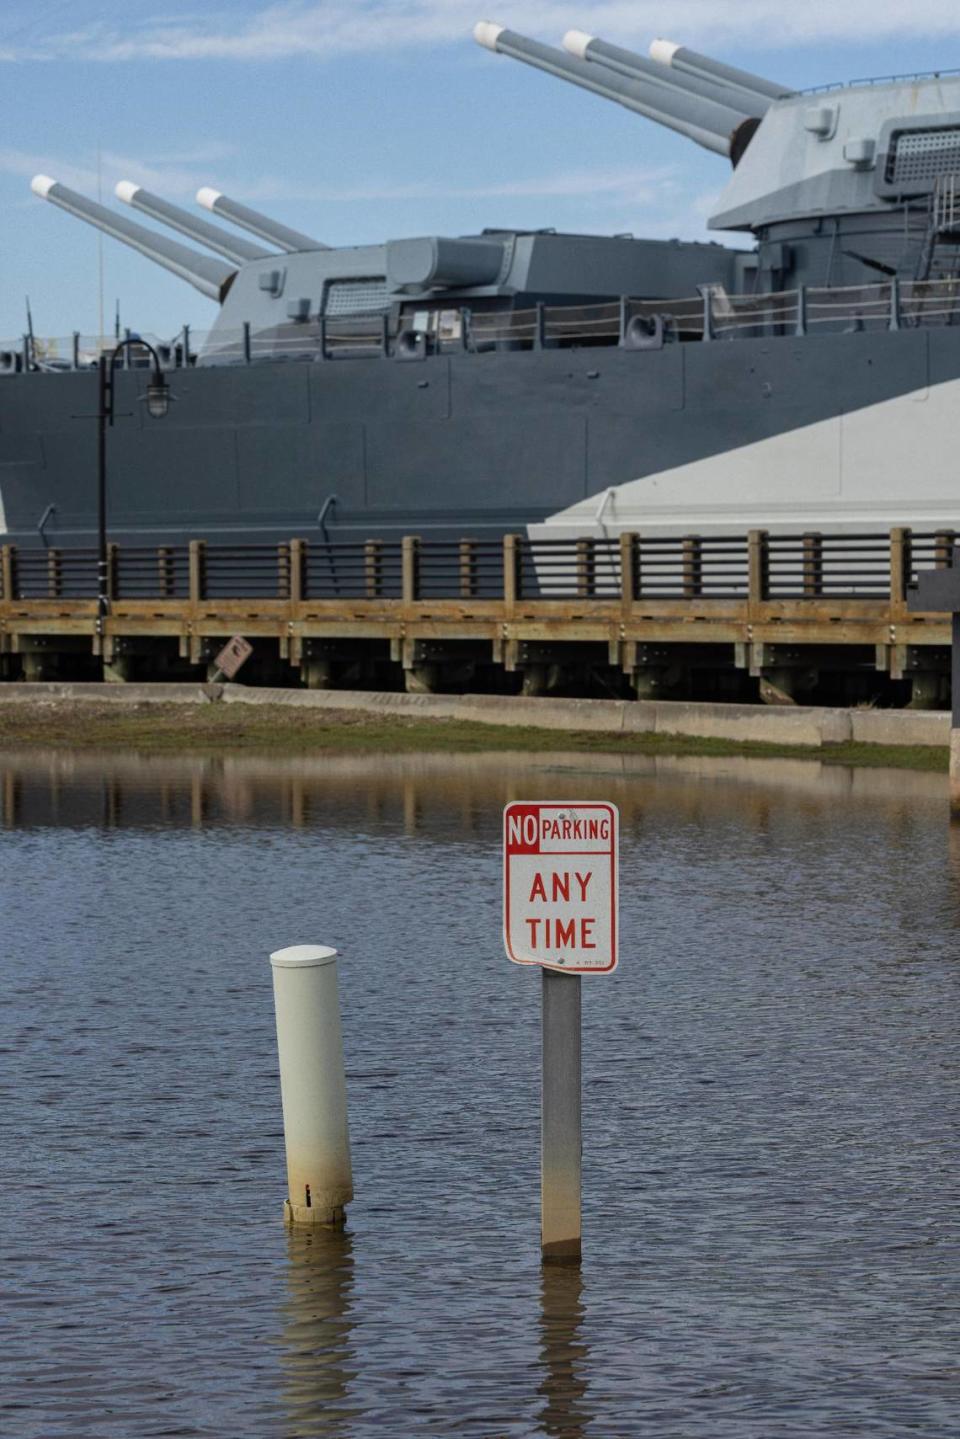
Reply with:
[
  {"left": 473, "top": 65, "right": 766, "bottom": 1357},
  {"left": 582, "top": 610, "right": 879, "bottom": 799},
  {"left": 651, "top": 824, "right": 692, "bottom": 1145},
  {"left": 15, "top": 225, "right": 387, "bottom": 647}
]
[
  {"left": 541, "top": 967, "right": 582, "bottom": 1262},
  {"left": 907, "top": 561, "right": 960, "bottom": 817},
  {"left": 503, "top": 801, "right": 619, "bottom": 1264}
]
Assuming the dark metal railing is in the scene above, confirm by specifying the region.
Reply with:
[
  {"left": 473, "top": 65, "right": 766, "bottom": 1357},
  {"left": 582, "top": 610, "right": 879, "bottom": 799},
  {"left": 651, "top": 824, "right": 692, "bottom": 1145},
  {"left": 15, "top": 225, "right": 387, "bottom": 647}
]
[
  {"left": 10, "top": 546, "right": 99, "bottom": 599},
  {"left": 304, "top": 540, "right": 403, "bottom": 600},
  {"left": 113, "top": 544, "right": 190, "bottom": 600}
]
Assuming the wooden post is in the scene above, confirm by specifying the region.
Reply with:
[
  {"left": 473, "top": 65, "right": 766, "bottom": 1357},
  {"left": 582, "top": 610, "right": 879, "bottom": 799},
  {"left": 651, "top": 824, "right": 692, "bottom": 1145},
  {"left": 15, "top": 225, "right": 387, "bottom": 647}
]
[
  {"left": 635, "top": 534, "right": 646, "bottom": 601},
  {"left": 46, "top": 547, "right": 61, "bottom": 599},
  {"left": 802, "top": 532, "right": 823, "bottom": 598},
  {"left": 276, "top": 542, "right": 289, "bottom": 600},
  {"left": 935, "top": 529, "right": 955, "bottom": 569},
  {"left": 1, "top": 544, "right": 13, "bottom": 601},
  {"left": 189, "top": 540, "right": 206, "bottom": 603},
  {"left": 289, "top": 539, "right": 305, "bottom": 602},
  {"left": 541, "top": 970, "right": 582, "bottom": 1265},
  {"left": 681, "top": 535, "right": 702, "bottom": 599},
  {"left": 364, "top": 540, "right": 383, "bottom": 599},
  {"left": 459, "top": 539, "right": 477, "bottom": 599},
  {"left": 619, "top": 532, "right": 636, "bottom": 616},
  {"left": 575, "top": 539, "right": 594, "bottom": 599},
  {"left": 889, "top": 527, "right": 910, "bottom": 611},
  {"left": 157, "top": 546, "right": 173, "bottom": 599},
  {"left": 748, "top": 529, "right": 769, "bottom": 606},
  {"left": 2, "top": 769, "right": 17, "bottom": 827},
  {"left": 503, "top": 533, "right": 521, "bottom": 615},
  {"left": 401, "top": 535, "right": 420, "bottom": 604}
]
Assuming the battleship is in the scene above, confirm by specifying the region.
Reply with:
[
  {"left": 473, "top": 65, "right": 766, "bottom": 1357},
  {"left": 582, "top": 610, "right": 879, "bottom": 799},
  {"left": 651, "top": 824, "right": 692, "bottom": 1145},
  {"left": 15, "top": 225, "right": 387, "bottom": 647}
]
[{"left": 4, "top": 19, "right": 960, "bottom": 552}]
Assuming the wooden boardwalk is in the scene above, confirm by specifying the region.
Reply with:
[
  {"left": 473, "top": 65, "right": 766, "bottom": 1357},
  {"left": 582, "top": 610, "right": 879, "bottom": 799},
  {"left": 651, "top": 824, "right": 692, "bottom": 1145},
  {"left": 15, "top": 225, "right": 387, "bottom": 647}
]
[{"left": 0, "top": 528, "right": 953, "bottom": 697}]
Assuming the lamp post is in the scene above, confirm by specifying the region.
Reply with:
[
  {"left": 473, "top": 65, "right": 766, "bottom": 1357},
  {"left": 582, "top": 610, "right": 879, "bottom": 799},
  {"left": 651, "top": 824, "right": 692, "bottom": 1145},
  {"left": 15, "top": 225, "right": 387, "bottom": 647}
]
[{"left": 96, "top": 337, "right": 171, "bottom": 634}]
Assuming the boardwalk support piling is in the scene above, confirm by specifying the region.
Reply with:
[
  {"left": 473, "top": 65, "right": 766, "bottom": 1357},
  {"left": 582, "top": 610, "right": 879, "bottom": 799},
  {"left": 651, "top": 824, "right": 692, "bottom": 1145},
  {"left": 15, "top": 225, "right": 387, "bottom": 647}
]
[{"left": 269, "top": 944, "right": 353, "bottom": 1226}]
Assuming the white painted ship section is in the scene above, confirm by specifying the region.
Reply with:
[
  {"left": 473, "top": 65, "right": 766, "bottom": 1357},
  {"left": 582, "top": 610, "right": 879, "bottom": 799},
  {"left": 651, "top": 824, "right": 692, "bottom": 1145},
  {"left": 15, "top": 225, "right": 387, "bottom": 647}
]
[{"left": 534, "top": 374, "right": 960, "bottom": 539}]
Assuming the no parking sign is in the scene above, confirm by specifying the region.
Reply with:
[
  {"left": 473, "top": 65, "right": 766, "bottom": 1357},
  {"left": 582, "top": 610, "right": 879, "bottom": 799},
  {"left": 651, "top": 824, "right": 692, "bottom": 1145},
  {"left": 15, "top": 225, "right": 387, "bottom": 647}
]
[{"left": 503, "top": 801, "right": 619, "bottom": 974}]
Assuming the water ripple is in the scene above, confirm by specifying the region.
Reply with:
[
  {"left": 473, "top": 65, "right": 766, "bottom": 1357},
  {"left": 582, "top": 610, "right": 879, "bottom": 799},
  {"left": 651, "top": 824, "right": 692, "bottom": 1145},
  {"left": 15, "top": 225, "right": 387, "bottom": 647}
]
[{"left": 2, "top": 749, "right": 960, "bottom": 1435}]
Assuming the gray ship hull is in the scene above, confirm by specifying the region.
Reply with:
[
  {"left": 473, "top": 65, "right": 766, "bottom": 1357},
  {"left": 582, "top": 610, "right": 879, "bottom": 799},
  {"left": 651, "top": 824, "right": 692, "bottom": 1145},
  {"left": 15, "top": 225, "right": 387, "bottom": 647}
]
[{"left": 1, "top": 325, "right": 958, "bottom": 548}]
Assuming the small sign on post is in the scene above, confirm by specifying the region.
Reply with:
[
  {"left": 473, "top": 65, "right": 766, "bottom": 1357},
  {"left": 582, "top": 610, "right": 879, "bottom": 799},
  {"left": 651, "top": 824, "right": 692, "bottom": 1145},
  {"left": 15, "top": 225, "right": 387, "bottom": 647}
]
[
  {"left": 211, "top": 634, "right": 253, "bottom": 682},
  {"left": 503, "top": 801, "right": 619, "bottom": 1266}
]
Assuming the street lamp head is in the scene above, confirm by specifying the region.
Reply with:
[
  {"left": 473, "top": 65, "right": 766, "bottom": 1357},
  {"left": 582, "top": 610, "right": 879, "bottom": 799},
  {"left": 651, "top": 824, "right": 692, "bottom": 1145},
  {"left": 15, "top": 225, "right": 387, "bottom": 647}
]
[{"left": 145, "top": 371, "right": 170, "bottom": 419}]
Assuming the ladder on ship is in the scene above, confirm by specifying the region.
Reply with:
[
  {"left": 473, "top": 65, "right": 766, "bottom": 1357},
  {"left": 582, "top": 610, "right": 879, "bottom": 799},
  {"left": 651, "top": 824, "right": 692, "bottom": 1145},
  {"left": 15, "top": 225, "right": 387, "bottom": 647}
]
[{"left": 915, "top": 172, "right": 960, "bottom": 286}]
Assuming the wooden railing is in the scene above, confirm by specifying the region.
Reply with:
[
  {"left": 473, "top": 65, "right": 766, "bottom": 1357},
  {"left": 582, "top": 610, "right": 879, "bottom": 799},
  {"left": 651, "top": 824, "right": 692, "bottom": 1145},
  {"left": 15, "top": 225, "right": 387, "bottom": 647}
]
[{"left": 1, "top": 527, "right": 954, "bottom": 605}]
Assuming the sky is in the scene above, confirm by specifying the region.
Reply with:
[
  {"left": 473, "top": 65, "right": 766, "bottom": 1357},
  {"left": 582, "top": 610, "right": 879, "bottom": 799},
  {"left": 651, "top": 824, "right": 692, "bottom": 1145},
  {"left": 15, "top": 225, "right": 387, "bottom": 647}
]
[{"left": 3, "top": 0, "right": 960, "bottom": 341}]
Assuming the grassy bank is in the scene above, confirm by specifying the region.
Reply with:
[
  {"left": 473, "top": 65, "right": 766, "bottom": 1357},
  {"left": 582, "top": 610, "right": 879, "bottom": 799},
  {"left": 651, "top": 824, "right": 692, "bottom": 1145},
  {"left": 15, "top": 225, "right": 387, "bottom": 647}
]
[{"left": 0, "top": 699, "right": 948, "bottom": 770}]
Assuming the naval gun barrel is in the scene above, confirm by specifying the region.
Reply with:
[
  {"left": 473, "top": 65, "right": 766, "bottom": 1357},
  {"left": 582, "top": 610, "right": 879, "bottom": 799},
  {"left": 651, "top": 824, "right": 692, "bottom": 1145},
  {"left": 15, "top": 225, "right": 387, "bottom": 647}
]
[
  {"left": 115, "top": 182, "right": 273, "bottom": 266},
  {"left": 196, "top": 189, "right": 326, "bottom": 253},
  {"left": 563, "top": 30, "right": 771, "bottom": 120},
  {"left": 30, "top": 176, "right": 234, "bottom": 302},
  {"left": 649, "top": 39, "right": 792, "bottom": 103},
  {"left": 473, "top": 23, "right": 746, "bottom": 157}
]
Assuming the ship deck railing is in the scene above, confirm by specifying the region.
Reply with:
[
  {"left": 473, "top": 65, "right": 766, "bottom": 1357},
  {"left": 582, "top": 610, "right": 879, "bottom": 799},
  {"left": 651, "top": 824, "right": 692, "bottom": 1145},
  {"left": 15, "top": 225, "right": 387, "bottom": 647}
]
[
  {"left": 5, "top": 278, "right": 960, "bottom": 375},
  {"left": 804, "top": 66, "right": 960, "bottom": 94}
]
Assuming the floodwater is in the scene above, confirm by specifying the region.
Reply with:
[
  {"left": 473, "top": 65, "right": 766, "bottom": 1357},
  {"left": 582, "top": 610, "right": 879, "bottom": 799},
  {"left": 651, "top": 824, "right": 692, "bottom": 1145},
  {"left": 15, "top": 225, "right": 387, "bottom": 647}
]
[{"left": 2, "top": 746, "right": 960, "bottom": 1437}]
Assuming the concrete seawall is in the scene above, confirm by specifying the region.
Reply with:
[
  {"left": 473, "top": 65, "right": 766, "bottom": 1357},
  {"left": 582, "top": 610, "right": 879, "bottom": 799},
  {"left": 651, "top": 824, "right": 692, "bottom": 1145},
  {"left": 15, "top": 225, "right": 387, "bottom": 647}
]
[{"left": 0, "top": 683, "right": 949, "bottom": 750}]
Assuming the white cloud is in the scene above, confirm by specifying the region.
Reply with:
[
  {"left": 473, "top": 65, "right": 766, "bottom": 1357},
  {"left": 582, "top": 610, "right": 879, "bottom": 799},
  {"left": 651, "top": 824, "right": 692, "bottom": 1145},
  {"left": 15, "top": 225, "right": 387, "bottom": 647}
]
[
  {"left": 267, "top": 163, "right": 676, "bottom": 204},
  {"left": 7, "top": 1, "right": 960, "bottom": 65}
]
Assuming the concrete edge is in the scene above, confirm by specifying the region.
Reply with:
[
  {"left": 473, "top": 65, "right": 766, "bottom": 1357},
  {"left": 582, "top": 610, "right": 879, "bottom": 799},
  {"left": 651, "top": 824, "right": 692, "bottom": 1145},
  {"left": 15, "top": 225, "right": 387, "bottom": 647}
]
[{"left": 0, "top": 683, "right": 950, "bottom": 749}]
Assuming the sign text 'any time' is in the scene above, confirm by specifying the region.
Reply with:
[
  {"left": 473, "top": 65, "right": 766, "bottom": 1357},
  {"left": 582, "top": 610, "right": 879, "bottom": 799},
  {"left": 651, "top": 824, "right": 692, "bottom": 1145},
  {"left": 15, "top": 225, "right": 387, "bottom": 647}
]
[{"left": 503, "top": 801, "right": 619, "bottom": 974}]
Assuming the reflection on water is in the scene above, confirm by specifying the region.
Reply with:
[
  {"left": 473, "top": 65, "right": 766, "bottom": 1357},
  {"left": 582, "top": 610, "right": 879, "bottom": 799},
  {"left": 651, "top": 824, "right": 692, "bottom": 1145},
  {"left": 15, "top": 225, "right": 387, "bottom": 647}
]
[
  {"left": 0, "top": 744, "right": 948, "bottom": 837},
  {"left": 539, "top": 1265, "right": 591, "bottom": 1439},
  {"left": 278, "top": 1228, "right": 356, "bottom": 1438},
  {"left": 4, "top": 743, "right": 960, "bottom": 1437}
]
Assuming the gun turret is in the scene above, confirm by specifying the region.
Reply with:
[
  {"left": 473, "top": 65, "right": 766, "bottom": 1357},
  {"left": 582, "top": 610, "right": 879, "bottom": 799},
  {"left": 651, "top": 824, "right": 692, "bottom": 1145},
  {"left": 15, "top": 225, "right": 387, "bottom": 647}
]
[
  {"left": 30, "top": 176, "right": 235, "bottom": 302},
  {"left": 562, "top": 30, "right": 771, "bottom": 120},
  {"left": 387, "top": 236, "right": 505, "bottom": 289},
  {"left": 473, "top": 22, "right": 753, "bottom": 160},
  {"left": 649, "top": 40, "right": 791, "bottom": 104},
  {"left": 196, "top": 189, "right": 327, "bottom": 253},
  {"left": 115, "top": 182, "right": 273, "bottom": 266}
]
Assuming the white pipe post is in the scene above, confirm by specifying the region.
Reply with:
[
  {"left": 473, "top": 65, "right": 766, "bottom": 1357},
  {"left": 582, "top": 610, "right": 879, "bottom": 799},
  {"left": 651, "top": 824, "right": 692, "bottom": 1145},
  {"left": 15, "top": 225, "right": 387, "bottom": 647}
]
[{"left": 269, "top": 944, "right": 353, "bottom": 1226}]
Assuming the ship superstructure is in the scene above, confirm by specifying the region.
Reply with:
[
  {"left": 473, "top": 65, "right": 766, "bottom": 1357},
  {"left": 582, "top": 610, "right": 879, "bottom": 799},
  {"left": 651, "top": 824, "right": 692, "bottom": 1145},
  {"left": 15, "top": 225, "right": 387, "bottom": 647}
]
[{"left": 3, "top": 21, "right": 960, "bottom": 550}]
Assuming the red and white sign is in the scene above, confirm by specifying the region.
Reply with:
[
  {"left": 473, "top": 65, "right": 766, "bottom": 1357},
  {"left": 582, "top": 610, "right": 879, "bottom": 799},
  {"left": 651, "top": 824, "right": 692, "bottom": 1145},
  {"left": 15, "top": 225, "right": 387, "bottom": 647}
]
[{"left": 503, "top": 801, "right": 619, "bottom": 974}]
